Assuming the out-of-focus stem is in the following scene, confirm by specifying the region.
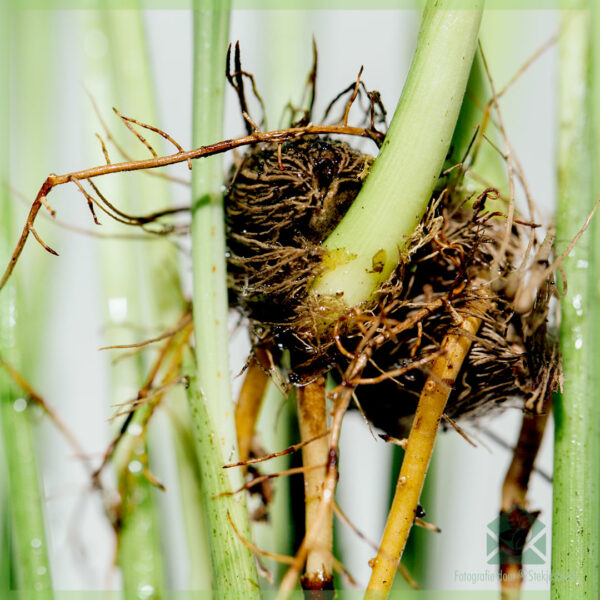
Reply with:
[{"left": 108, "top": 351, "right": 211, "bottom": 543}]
[
  {"left": 552, "top": 7, "right": 599, "bottom": 599},
  {"left": 0, "top": 4, "right": 52, "bottom": 594},
  {"left": 235, "top": 355, "right": 269, "bottom": 467}
]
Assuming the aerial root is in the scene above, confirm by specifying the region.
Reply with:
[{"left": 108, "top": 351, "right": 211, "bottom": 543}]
[{"left": 0, "top": 121, "right": 382, "bottom": 296}]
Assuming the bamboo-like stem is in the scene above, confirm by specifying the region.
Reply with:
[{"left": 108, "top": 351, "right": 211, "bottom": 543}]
[
  {"left": 297, "top": 377, "right": 333, "bottom": 592},
  {"left": 100, "top": 6, "right": 213, "bottom": 590},
  {"left": 0, "top": 5, "right": 52, "bottom": 593},
  {"left": 311, "top": 0, "right": 483, "bottom": 309},
  {"left": 189, "top": 1, "right": 259, "bottom": 595},
  {"left": 365, "top": 295, "right": 487, "bottom": 598},
  {"left": 552, "top": 8, "right": 599, "bottom": 599},
  {"left": 83, "top": 8, "right": 169, "bottom": 594}
]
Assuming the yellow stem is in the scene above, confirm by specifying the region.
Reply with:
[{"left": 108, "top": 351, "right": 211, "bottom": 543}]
[{"left": 365, "top": 296, "right": 487, "bottom": 598}]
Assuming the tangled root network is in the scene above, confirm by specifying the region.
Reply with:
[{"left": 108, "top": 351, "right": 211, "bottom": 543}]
[{"left": 225, "top": 137, "right": 559, "bottom": 437}]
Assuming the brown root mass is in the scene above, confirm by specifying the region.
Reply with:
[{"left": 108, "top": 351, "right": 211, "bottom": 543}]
[
  {"left": 225, "top": 137, "right": 559, "bottom": 435},
  {"left": 344, "top": 195, "right": 559, "bottom": 437},
  {"left": 226, "top": 136, "right": 372, "bottom": 329}
]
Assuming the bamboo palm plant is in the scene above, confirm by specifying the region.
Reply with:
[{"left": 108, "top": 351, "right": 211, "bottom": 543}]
[{"left": 1, "top": 3, "right": 597, "bottom": 600}]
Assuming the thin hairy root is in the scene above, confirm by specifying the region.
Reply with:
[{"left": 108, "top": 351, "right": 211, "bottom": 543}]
[
  {"left": 499, "top": 397, "right": 551, "bottom": 598},
  {"left": 497, "top": 32, "right": 558, "bottom": 99},
  {"left": 235, "top": 348, "right": 270, "bottom": 466},
  {"left": 365, "top": 294, "right": 487, "bottom": 598},
  {"left": 297, "top": 376, "right": 333, "bottom": 591},
  {"left": 0, "top": 123, "right": 381, "bottom": 295},
  {"left": 414, "top": 518, "right": 441, "bottom": 533},
  {"left": 93, "top": 316, "right": 193, "bottom": 481},
  {"left": 86, "top": 90, "right": 189, "bottom": 185},
  {"left": 378, "top": 434, "right": 407, "bottom": 448},
  {"left": 113, "top": 107, "right": 191, "bottom": 169},
  {"left": 224, "top": 431, "right": 328, "bottom": 469},
  {"left": 221, "top": 463, "right": 325, "bottom": 498},
  {"left": 443, "top": 414, "right": 477, "bottom": 447},
  {"left": 99, "top": 311, "right": 192, "bottom": 351}
]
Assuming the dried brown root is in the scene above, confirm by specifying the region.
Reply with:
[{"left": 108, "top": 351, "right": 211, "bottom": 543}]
[
  {"left": 297, "top": 376, "right": 333, "bottom": 591},
  {"left": 92, "top": 312, "right": 194, "bottom": 485},
  {"left": 499, "top": 396, "right": 551, "bottom": 598},
  {"left": 0, "top": 123, "right": 382, "bottom": 294},
  {"left": 365, "top": 292, "right": 488, "bottom": 598},
  {"left": 0, "top": 354, "right": 88, "bottom": 465}
]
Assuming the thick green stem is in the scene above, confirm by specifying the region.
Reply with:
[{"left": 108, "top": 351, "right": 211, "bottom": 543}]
[
  {"left": 312, "top": 0, "right": 483, "bottom": 308},
  {"left": 189, "top": 1, "right": 259, "bottom": 595},
  {"left": 552, "top": 8, "right": 599, "bottom": 599}
]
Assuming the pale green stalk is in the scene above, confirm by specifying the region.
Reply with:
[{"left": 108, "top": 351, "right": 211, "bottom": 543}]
[
  {"left": 552, "top": 7, "right": 599, "bottom": 599},
  {"left": 99, "top": 7, "right": 212, "bottom": 590},
  {"left": 189, "top": 0, "right": 259, "bottom": 595},
  {"left": 312, "top": 0, "right": 483, "bottom": 308},
  {"left": 82, "top": 8, "right": 167, "bottom": 595},
  {"left": 167, "top": 397, "right": 212, "bottom": 590},
  {"left": 591, "top": 0, "right": 600, "bottom": 586},
  {"left": 0, "top": 6, "right": 53, "bottom": 596},
  {"left": 261, "top": 10, "right": 313, "bottom": 129}
]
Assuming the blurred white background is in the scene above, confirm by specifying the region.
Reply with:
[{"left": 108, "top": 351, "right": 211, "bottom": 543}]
[{"left": 7, "top": 6, "right": 558, "bottom": 594}]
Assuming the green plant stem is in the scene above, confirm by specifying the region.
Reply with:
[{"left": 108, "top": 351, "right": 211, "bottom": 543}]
[
  {"left": 100, "top": 6, "right": 213, "bottom": 590},
  {"left": 82, "top": 7, "right": 170, "bottom": 595},
  {"left": 552, "top": 7, "right": 599, "bottom": 599},
  {"left": 312, "top": 0, "right": 483, "bottom": 309},
  {"left": 0, "top": 391, "right": 53, "bottom": 597},
  {"left": 0, "top": 5, "right": 52, "bottom": 594},
  {"left": 167, "top": 394, "right": 212, "bottom": 590},
  {"left": 591, "top": 1, "right": 600, "bottom": 587},
  {"left": 189, "top": 1, "right": 259, "bottom": 595}
]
